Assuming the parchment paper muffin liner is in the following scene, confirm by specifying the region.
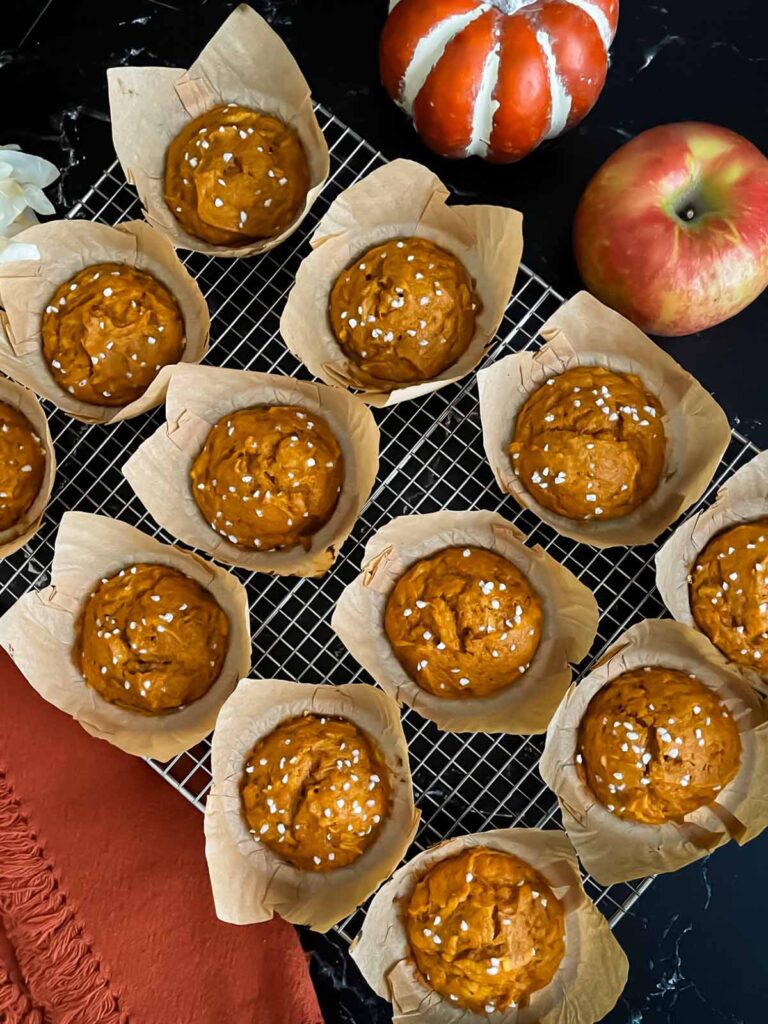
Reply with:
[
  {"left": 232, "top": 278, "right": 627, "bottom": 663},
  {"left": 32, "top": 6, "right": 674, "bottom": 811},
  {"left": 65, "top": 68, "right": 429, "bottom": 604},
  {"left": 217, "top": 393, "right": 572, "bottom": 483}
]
[
  {"left": 331, "top": 510, "right": 598, "bottom": 733},
  {"left": 203, "top": 677, "right": 419, "bottom": 932},
  {"left": 350, "top": 827, "right": 628, "bottom": 1024},
  {"left": 122, "top": 363, "right": 379, "bottom": 576},
  {"left": 477, "top": 291, "right": 731, "bottom": 547},
  {"left": 280, "top": 159, "right": 523, "bottom": 406},
  {"left": 0, "top": 511, "right": 251, "bottom": 759},
  {"left": 539, "top": 619, "right": 768, "bottom": 884},
  {"left": 656, "top": 449, "right": 768, "bottom": 695},
  {"left": 0, "top": 377, "right": 56, "bottom": 559},
  {"left": 0, "top": 219, "right": 210, "bottom": 423},
  {"left": 107, "top": 4, "right": 329, "bottom": 257}
]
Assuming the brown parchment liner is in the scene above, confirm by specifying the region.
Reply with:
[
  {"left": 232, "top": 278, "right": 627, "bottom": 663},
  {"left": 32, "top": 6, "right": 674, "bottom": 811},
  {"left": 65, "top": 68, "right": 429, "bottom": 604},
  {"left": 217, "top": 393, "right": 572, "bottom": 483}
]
[
  {"left": 0, "top": 219, "right": 210, "bottom": 423},
  {"left": 0, "top": 511, "right": 251, "bottom": 759},
  {"left": 350, "top": 827, "right": 628, "bottom": 1024},
  {"left": 203, "top": 677, "right": 419, "bottom": 932},
  {"left": 331, "top": 510, "right": 598, "bottom": 734},
  {"left": 107, "top": 4, "right": 329, "bottom": 257},
  {"left": 122, "top": 363, "right": 379, "bottom": 576},
  {"left": 656, "top": 449, "right": 768, "bottom": 695},
  {"left": 0, "top": 377, "right": 55, "bottom": 559},
  {"left": 477, "top": 291, "right": 731, "bottom": 547},
  {"left": 279, "top": 159, "right": 523, "bottom": 406},
  {"left": 539, "top": 619, "right": 768, "bottom": 885}
]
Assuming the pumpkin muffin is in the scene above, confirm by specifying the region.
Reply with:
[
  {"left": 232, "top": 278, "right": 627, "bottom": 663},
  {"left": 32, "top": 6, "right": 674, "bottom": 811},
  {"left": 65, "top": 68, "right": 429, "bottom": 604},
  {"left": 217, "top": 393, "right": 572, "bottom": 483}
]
[
  {"left": 241, "top": 713, "right": 390, "bottom": 871},
  {"left": 0, "top": 402, "right": 46, "bottom": 532},
  {"left": 190, "top": 405, "right": 344, "bottom": 553},
  {"left": 384, "top": 546, "right": 542, "bottom": 700},
  {"left": 406, "top": 847, "right": 565, "bottom": 1014},
  {"left": 41, "top": 262, "right": 185, "bottom": 407},
  {"left": 164, "top": 103, "right": 310, "bottom": 246},
  {"left": 328, "top": 237, "right": 479, "bottom": 385},
  {"left": 689, "top": 520, "right": 768, "bottom": 671},
  {"left": 577, "top": 666, "right": 741, "bottom": 824},
  {"left": 75, "top": 562, "right": 230, "bottom": 713},
  {"left": 509, "top": 366, "right": 666, "bottom": 521}
]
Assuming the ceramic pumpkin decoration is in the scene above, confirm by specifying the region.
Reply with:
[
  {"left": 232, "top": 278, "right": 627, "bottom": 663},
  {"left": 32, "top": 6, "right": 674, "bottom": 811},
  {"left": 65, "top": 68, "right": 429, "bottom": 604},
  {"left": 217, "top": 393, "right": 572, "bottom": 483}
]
[{"left": 380, "top": 0, "right": 619, "bottom": 163}]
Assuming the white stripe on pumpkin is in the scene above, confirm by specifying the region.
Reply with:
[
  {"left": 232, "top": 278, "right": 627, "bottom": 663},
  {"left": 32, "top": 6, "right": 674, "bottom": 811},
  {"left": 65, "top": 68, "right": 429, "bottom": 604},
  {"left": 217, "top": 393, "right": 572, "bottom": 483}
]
[
  {"left": 399, "top": 6, "right": 491, "bottom": 114},
  {"left": 536, "top": 28, "right": 572, "bottom": 139},
  {"left": 393, "top": 0, "right": 541, "bottom": 8},
  {"left": 487, "top": 0, "right": 540, "bottom": 11},
  {"left": 562, "top": 0, "right": 615, "bottom": 49},
  {"left": 467, "top": 41, "right": 502, "bottom": 158}
]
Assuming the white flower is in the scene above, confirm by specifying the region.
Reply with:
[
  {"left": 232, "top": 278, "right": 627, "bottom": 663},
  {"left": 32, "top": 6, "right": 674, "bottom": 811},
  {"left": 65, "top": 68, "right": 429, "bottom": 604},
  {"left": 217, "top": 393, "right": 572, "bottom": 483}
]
[{"left": 0, "top": 146, "right": 59, "bottom": 250}]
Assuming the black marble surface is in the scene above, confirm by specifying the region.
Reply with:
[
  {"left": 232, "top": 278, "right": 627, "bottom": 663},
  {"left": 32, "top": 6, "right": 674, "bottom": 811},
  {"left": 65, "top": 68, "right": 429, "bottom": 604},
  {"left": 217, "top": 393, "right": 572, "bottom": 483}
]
[{"left": 2, "top": 2, "right": 767, "bottom": 1022}]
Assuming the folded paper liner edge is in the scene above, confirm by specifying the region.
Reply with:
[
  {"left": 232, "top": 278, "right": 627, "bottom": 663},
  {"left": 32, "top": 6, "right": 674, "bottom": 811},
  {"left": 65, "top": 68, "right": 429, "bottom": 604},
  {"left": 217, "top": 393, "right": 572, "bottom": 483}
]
[
  {"left": 0, "top": 510, "right": 251, "bottom": 759},
  {"left": 539, "top": 618, "right": 768, "bottom": 885},
  {"left": 280, "top": 158, "right": 523, "bottom": 407},
  {"left": 106, "top": 4, "right": 330, "bottom": 258},
  {"left": 0, "top": 218, "right": 210, "bottom": 423},
  {"left": 350, "top": 826, "right": 628, "bottom": 1024},
  {"left": 655, "top": 448, "right": 768, "bottom": 695},
  {"left": 204, "top": 677, "right": 419, "bottom": 932},
  {"left": 331, "top": 509, "right": 599, "bottom": 733},
  {"left": 121, "top": 363, "right": 380, "bottom": 576},
  {"left": 477, "top": 291, "right": 732, "bottom": 548},
  {"left": 0, "top": 377, "right": 56, "bottom": 558}
]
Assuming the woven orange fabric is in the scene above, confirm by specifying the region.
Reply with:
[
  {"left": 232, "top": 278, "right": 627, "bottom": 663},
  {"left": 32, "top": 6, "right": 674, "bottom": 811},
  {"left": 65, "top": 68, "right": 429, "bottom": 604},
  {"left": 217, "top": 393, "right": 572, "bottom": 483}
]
[{"left": 0, "top": 650, "right": 323, "bottom": 1024}]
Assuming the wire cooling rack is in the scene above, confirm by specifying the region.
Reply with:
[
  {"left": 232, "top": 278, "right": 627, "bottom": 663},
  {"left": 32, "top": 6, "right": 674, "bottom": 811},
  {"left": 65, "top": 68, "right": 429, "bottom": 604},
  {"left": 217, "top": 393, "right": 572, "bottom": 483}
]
[{"left": 0, "top": 105, "right": 760, "bottom": 945}]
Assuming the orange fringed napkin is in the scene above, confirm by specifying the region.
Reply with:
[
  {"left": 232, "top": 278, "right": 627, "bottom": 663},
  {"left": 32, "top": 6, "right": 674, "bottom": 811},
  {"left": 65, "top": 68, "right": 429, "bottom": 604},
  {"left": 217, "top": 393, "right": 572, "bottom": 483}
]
[{"left": 0, "top": 651, "right": 323, "bottom": 1024}]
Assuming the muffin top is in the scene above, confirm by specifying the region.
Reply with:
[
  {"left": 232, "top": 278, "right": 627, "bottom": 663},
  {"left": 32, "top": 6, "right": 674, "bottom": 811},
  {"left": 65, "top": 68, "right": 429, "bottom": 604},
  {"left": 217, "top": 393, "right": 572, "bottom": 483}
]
[
  {"left": 0, "top": 401, "right": 46, "bottom": 533},
  {"left": 164, "top": 103, "right": 310, "bottom": 247},
  {"left": 510, "top": 365, "right": 666, "bottom": 521},
  {"left": 384, "top": 546, "right": 542, "bottom": 700},
  {"left": 190, "top": 405, "right": 344, "bottom": 553},
  {"left": 75, "top": 562, "right": 229, "bottom": 713},
  {"left": 690, "top": 520, "right": 768, "bottom": 671},
  {"left": 406, "top": 847, "right": 565, "bottom": 1014},
  {"left": 41, "top": 263, "right": 185, "bottom": 407},
  {"left": 577, "top": 666, "right": 741, "bottom": 824},
  {"left": 241, "top": 713, "right": 390, "bottom": 872},
  {"left": 328, "top": 237, "right": 479, "bottom": 386}
]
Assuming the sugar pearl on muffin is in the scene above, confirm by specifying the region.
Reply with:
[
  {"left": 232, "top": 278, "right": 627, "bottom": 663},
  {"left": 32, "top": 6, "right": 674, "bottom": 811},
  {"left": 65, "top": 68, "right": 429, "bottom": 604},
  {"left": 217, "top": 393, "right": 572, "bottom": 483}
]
[
  {"left": 406, "top": 848, "right": 564, "bottom": 1014},
  {"left": 0, "top": 403, "right": 46, "bottom": 532},
  {"left": 577, "top": 667, "right": 740, "bottom": 823},
  {"left": 329, "top": 237, "right": 479, "bottom": 386},
  {"left": 385, "top": 546, "right": 542, "bottom": 699},
  {"left": 41, "top": 263, "right": 185, "bottom": 407},
  {"left": 164, "top": 104, "right": 309, "bottom": 247},
  {"left": 690, "top": 520, "right": 768, "bottom": 671},
  {"left": 190, "top": 406, "right": 343, "bottom": 553},
  {"left": 510, "top": 366, "right": 666, "bottom": 521},
  {"left": 75, "top": 563, "right": 229, "bottom": 713},
  {"left": 241, "top": 714, "right": 390, "bottom": 871}
]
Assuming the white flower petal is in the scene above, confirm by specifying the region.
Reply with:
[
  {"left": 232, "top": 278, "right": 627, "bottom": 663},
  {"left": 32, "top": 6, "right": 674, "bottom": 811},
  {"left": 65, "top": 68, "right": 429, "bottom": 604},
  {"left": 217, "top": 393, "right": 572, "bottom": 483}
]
[
  {"left": 0, "top": 189, "right": 28, "bottom": 233},
  {"left": 0, "top": 148, "right": 60, "bottom": 189},
  {"left": 0, "top": 147, "right": 59, "bottom": 237},
  {"left": 20, "top": 183, "right": 56, "bottom": 217},
  {"left": 6, "top": 208, "right": 40, "bottom": 233}
]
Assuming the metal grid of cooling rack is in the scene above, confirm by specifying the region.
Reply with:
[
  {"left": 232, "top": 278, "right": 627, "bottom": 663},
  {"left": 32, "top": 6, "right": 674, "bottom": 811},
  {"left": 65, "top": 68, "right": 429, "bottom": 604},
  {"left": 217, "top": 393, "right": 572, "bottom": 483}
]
[{"left": 0, "top": 104, "right": 760, "bottom": 944}]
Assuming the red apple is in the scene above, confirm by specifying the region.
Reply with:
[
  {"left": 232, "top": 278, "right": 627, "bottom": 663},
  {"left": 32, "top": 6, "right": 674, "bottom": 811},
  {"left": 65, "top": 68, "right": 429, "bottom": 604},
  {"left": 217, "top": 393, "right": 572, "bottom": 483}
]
[{"left": 573, "top": 122, "right": 768, "bottom": 336}]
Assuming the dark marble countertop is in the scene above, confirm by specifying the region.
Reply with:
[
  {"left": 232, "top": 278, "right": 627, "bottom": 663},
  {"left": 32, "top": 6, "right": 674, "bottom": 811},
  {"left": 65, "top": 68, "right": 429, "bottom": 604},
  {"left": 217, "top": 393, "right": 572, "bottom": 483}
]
[{"left": 2, "top": 2, "right": 767, "bottom": 1022}]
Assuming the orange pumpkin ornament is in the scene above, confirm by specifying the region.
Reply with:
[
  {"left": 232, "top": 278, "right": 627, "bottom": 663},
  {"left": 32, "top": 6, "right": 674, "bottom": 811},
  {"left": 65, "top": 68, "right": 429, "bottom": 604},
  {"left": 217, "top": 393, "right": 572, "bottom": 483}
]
[{"left": 380, "top": 0, "right": 619, "bottom": 163}]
